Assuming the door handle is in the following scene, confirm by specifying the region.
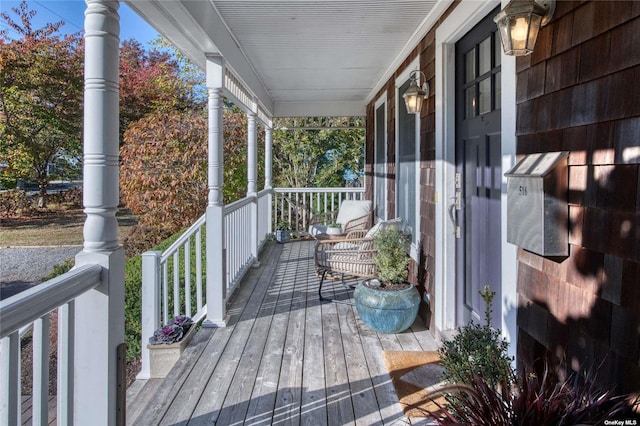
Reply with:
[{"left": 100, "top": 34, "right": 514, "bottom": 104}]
[{"left": 449, "top": 194, "right": 461, "bottom": 238}]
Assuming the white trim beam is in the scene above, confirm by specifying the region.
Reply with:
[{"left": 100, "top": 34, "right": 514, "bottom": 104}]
[{"left": 274, "top": 101, "right": 365, "bottom": 118}]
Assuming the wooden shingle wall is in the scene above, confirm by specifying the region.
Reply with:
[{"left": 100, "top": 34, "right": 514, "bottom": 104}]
[
  {"left": 515, "top": 0, "right": 640, "bottom": 392},
  {"left": 364, "top": 4, "right": 456, "bottom": 331}
]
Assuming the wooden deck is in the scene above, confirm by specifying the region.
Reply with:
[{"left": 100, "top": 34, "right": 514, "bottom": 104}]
[{"left": 126, "top": 240, "right": 439, "bottom": 425}]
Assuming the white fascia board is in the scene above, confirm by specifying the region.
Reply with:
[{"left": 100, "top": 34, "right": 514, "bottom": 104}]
[
  {"left": 273, "top": 101, "right": 365, "bottom": 118},
  {"left": 364, "top": 0, "right": 454, "bottom": 106},
  {"left": 124, "top": 1, "right": 274, "bottom": 116}
]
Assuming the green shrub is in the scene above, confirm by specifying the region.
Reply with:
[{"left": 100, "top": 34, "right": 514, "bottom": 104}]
[
  {"left": 439, "top": 285, "right": 513, "bottom": 390},
  {"left": 373, "top": 227, "right": 410, "bottom": 285},
  {"left": 42, "top": 258, "right": 75, "bottom": 281}
]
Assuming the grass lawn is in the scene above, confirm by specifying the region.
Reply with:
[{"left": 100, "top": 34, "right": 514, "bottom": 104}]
[{"left": 0, "top": 208, "right": 137, "bottom": 246}]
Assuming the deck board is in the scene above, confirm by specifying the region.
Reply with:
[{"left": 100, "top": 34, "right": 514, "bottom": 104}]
[{"left": 128, "top": 240, "right": 439, "bottom": 425}]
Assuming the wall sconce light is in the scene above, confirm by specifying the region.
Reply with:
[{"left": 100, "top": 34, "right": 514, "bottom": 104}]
[
  {"left": 494, "top": 0, "right": 555, "bottom": 56},
  {"left": 403, "top": 70, "right": 429, "bottom": 115}
]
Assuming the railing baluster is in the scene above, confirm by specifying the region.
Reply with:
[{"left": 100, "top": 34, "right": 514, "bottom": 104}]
[
  {"left": 196, "top": 229, "right": 203, "bottom": 312},
  {"left": 173, "top": 252, "right": 180, "bottom": 317},
  {"left": 185, "top": 237, "right": 191, "bottom": 318},
  {"left": 303, "top": 192, "right": 307, "bottom": 231},
  {"left": 57, "top": 302, "right": 73, "bottom": 425},
  {"left": 0, "top": 331, "right": 20, "bottom": 425},
  {"left": 162, "top": 262, "right": 169, "bottom": 325},
  {"left": 295, "top": 191, "right": 300, "bottom": 233},
  {"left": 33, "top": 314, "right": 50, "bottom": 425}
]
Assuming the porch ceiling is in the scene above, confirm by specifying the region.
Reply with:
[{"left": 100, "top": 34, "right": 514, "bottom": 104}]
[{"left": 124, "top": 0, "right": 447, "bottom": 118}]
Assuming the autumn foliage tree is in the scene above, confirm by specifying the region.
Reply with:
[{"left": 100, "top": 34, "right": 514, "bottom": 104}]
[
  {"left": 119, "top": 40, "right": 195, "bottom": 142},
  {"left": 0, "top": 1, "right": 83, "bottom": 206},
  {"left": 120, "top": 106, "right": 259, "bottom": 253},
  {"left": 120, "top": 110, "right": 207, "bottom": 252}
]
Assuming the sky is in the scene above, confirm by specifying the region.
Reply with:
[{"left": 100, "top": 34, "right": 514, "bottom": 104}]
[{"left": 1, "top": 0, "right": 160, "bottom": 46}]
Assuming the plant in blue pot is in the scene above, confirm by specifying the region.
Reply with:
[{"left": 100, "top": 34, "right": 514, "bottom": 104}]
[
  {"left": 353, "top": 227, "right": 420, "bottom": 333},
  {"left": 275, "top": 221, "right": 291, "bottom": 243}
]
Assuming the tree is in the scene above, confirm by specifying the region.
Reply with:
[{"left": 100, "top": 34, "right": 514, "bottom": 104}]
[
  {"left": 120, "top": 110, "right": 208, "bottom": 252},
  {"left": 0, "top": 1, "right": 83, "bottom": 206},
  {"left": 272, "top": 124, "right": 364, "bottom": 188},
  {"left": 120, "top": 106, "right": 258, "bottom": 253},
  {"left": 119, "top": 39, "right": 200, "bottom": 142}
]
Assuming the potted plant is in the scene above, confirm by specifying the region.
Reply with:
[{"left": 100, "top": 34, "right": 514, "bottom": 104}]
[
  {"left": 326, "top": 222, "right": 342, "bottom": 235},
  {"left": 353, "top": 227, "right": 420, "bottom": 333},
  {"left": 275, "top": 221, "right": 291, "bottom": 243},
  {"left": 147, "top": 315, "right": 195, "bottom": 378}
]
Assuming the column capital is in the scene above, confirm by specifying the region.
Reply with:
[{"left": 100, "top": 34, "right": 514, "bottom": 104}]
[{"left": 205, "top": 54, "right": 225, "bottom": 89}]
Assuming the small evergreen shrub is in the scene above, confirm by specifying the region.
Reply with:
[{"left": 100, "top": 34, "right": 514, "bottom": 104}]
[
  {"left": 373, "top": 227, "right": 410, "bottom": 285},
  {"left": 439, "top": 285, "right": 513, "bottom": 390},
  {"left": 42, "top": 258, "right": 75, "bottom": 281}
]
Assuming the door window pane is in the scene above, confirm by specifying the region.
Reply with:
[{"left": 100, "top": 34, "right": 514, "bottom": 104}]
[
  {"left": 494, "top": 33, "right": 501, "bottom": 67},
  {"left": 465, "top": 86, "right": 476, "bottom": 118},
  {"left": 375, "top": 104, "right": 386, "bottom": 220},
  {"left": 479, "top": 36, "right": 491, "bottom": 75},
  {"left": 479, "top": 78, "right": 491, "bottom": 115},
  {"left": 465, "top": 49, "right": 475, "bottom": 83},
  {"left": 495, "top": 71, "right": 501, "bottom": 110}
]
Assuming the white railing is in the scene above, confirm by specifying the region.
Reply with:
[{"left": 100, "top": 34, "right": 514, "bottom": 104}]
[
  {"left": 138, "top": 187, "right": 358, "bottom": 379},
  {"left": 0, "top": 264, "right": 102, "bottom": 425},
  {"left": 257, "top": 189, "right": 271, "bottom": 250},
  {"left": 224, "top": 196, "right": 255, "bottom": 294},
  {"left": 272, "top": 187, "right": 366, "bottom": 234},
  {"left": 138, "top": 214, "right": 206, "bottom": 380},
  {"left": 139, "top": 190, "right": 273, "bottom": 379}
]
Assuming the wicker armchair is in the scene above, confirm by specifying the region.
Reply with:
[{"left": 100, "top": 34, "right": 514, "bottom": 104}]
[
  {"left": 309, "top": 199, "right": 373, "bottom": 236},
  {"left": 314, "top": 217, "right": 407, "bottom": 301},
  {"left": 314, "top": 232, "right": 377, "bottom": 301}
]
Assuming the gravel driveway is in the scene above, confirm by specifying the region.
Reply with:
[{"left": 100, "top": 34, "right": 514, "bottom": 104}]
[{"left": 0, "top": 245, "right": 82, "bottom": 300}]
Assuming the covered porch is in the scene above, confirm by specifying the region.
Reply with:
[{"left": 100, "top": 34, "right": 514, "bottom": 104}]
[
  {"left": 4, "top": 0, "right": 639, "bottom": 422},
  {"left": 127, "top": 240, "right": 438, "bottom": 425}
]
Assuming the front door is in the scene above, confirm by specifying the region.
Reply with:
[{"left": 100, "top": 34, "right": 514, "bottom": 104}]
[{"left": 455, "top": 8, "right": 502, "bottom": 328}]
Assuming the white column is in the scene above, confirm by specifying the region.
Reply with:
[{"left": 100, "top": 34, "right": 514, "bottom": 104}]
[
  {"left": 75, "top": 1, "right": 125, "bottom": 425},
  {"left": 264, "top": 127, "right": 273, "bottom": 189},
  {"left": 247, "top": 111, "right": 257, "bottom": 195},
  {"left": 204, "top": 54, "right": 227, "bottom": 327},
  {"left": 247, "top": 109, "right": 259, "bottom": 262},
  {"left": 265, "top": 126, "right": 273, "bottom": 234}
]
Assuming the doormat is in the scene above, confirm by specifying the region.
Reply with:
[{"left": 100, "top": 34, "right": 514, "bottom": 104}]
[{"left": 381, "top": 351, "right": 447, "bottom": 418}]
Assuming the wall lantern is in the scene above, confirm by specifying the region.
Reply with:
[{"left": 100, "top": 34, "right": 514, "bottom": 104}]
[
  {"left": 402, "top": 70, "right": 429, "bottom": 115},
  {"left": 494, "top": 0, "right": 555, "bottom": 56}
]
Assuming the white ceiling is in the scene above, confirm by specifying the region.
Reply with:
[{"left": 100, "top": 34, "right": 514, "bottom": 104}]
[{"left": 125, "top": 0, "right": 448, "bottom": 117}]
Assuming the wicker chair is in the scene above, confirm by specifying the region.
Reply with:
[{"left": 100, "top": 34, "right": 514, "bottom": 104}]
[
  {"left": 309, "top": 200, "right": 373, "bottom": 236},
  {"left": 314, "top": 217, "right": 407, "bottom": 301},
  {"left": 314, "top": 229, "right": 377, "bottom": 302}
]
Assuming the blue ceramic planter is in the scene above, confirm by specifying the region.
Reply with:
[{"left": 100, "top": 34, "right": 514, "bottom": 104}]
[
  {"left": 275, "top": 230, "right": 290, "bottom": 243},
  {"left": 353, "top": 282, "right": 420, "bottom": 333}
]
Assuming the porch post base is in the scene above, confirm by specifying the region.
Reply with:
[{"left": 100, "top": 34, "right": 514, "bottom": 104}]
[{"left": 202, "top": 318, "right": 228, "bottom": 328}]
